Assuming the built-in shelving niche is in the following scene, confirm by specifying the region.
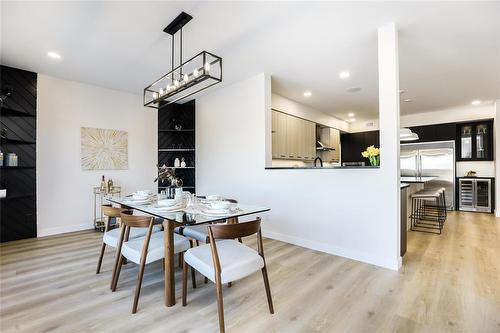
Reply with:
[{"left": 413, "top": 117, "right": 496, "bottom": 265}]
[
  {"left": 0, "top": 65, "right": 37, "bottom": 242},
  {"left": 157, "top": 100, "right": 196, "bottom": 193}
]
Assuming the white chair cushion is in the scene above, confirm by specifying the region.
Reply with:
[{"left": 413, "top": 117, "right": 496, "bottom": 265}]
[
  {"left": 184, "top": 240, "right": 264, "bottom": 284},
  {"left": 103, "top": 226, "right": 161, "bottom": 248},
  {"left": 121, "top": 232, "right": 190, "bottom": 265}
]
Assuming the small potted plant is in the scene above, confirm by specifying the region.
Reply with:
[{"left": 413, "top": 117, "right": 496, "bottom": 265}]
[{"left": 361, "top": 145, "right": 380, "bottom": 166}]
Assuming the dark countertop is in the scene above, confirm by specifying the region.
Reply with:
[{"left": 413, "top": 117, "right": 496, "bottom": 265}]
[{"left": 265, "top": 166, "right": 380, "bottom": 170}]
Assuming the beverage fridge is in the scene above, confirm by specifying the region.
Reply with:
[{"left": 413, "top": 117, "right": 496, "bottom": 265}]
[{"left": 400, "top": 141, "right": 455, "bottom": 210}]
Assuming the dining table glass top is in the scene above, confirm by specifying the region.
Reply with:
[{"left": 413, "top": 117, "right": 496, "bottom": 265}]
[{"left": 106, "top": 194, "right": 269, "bottom": 226}]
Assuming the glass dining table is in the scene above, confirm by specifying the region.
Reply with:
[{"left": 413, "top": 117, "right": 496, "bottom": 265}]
[{"left": 106, "top": 195, "right": 270, "bottom": 307}]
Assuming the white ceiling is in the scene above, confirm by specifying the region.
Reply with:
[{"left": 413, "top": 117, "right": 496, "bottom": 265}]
[{"left": 1, "top": 1, "right": 499, "bottom": 123}]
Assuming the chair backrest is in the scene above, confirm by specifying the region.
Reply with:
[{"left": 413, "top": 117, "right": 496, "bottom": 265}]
[
  {"left": 208, "top": 218, "right": 261, "bottom": 240},
  {"left": 207, "top": 218, "right": 265, "bottom": 276},
  {"left": 102, "top": 204, "right": 124, "bottom": 218},
  {"left": 120, "top": 211, "right": 154, "bottom": 228}
]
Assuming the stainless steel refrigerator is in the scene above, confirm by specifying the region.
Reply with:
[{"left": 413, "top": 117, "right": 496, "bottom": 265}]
[{"left": 400, "top": 141, "right": 455, "bottom": 210}]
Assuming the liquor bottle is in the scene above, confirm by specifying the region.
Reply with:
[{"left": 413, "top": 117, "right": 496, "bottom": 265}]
[
  {"left": 100, "top": 175, "right": 106, "bottom": 193},
  {"left": 107, "top": 179, "right": 113, "bottom": 193}
]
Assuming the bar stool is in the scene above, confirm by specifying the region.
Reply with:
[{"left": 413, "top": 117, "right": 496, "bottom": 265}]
[{"left": 410, "top": 188, "right": 446, "bottom": 234}]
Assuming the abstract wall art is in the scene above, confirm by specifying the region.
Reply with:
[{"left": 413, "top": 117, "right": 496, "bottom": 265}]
[{"left": 81, "top": 127, "right": 128, "bottom": 170}]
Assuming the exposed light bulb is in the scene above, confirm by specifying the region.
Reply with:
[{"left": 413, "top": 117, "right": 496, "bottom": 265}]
[
  {"left": 153, "top": 92, "right": 159, "bottom": 99},
  {"left": 303, "top": 91, "right": 312, "bottom": 97},
  {"left": 174, "top": 80, "right": 179, "bottom": 87},
  {"left": 193, "top": 68, "right": 199, "bottom": 77},
  {"left": 471, "top": 100, "right": 481, "bottom": 105},
  {"left": 348, "top": 112, "right": 355, "bottom": 117},
  {"left": 166, "top": 84, "right": 171, "bottom": 92},
  {"left": 204, "top": 62, "right": 210, "bottom": 72},
  {"left": 183, "top": 74, "right": 189, "bottom": 82},
  {"left": 159, "top": 88, "right": 164, "bottom": 96}
]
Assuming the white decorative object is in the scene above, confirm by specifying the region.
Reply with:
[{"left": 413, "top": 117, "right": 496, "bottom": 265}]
[
  {"left": 174, "top": 158, "right": 180, "bottom": 167},
  {"left": 81, "top": 127, "right": 128, "bottom": 170},
  {"left": 180, "top": 157, "right": 186, "bottom": 168}
]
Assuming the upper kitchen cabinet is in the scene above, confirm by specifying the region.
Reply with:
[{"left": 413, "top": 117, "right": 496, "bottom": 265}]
[
  {"left": 456, "top": 120, "right": 493, "bottom": 161},
  {"left": 271, "top": 110, "right": 316, "bottom": 161},
  {"left": 320, "top": 127, "right": 340, "bottom": 163}
]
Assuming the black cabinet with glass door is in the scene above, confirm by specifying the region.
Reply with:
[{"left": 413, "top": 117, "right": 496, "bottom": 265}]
[{"left": 456, "top": 120, "right": 493, "bottom": 161}]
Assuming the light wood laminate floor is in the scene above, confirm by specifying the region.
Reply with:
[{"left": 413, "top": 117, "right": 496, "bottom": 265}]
[{"left": 1, "top": 211, "right": 499, "bottom": 332}]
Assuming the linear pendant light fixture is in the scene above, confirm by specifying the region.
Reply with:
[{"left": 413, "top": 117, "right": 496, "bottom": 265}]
[{"left": 143, "top": 12, "right": 222, "bottom": 108}]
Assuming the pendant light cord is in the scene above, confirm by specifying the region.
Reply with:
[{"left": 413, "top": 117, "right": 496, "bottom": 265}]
[{"left": 180, "top": 28, "right": 183, "bottom": 76}]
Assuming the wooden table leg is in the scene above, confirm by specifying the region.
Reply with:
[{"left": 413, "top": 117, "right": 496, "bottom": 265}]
[{"left": 163, "top": 219, "right": 176, "bottom": 307}]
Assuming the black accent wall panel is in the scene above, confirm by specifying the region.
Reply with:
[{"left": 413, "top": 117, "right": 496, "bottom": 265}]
[
  {"left": 157, "top": 100, "right": 196, "bottom": 193},
  {"left": 1, "top": 65, "right": 37, "bottom": 242}
]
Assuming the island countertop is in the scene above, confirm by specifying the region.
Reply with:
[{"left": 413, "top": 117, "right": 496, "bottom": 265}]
[{"left": 400, "top": 176, "right": 437, "bottom": 183}]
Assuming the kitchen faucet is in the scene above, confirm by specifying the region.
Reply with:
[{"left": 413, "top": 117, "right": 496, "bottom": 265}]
[{"left": 314, "top": 157, "right": 323, "bottom": 167}]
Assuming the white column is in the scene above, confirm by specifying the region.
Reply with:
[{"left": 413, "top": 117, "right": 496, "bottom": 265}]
[
  {"left": 494, "top": 100, "right": 500, "bottom": 217},
  {"left": 378, "top": 23, "right": 402, "bottom": 269}
]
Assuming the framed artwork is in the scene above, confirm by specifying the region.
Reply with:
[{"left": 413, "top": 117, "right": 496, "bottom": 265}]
[{"left": 81, "top": 127, "right": 128, "bottom": 170}]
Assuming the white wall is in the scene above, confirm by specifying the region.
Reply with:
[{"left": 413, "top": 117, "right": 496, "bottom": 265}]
[
  {"left": 196, "top": 72, "right": 400, "bottom": 270},
  {"left": 37, "top": 75, "right": 157, "bottom": 236}
]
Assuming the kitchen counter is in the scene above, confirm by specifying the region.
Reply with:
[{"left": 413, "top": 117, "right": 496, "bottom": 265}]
[
  {"left": 265, "top": 166, "right": 380, "bottom": 170},
  {"left": 400, "top": 183, "right": 410, "bottom": 189},
  {"left": 400, "top": 176, "right": 437, "bottom": 183}
]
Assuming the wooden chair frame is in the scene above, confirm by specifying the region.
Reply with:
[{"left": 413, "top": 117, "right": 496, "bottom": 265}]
[
  {"left": 111, "top": 211, "right": 156, "bottom": 313},
  {"left": 95, "top": 205, "right": 125, "bottom": 274},
  {"left": 182, "top": 217, "right": 274, "bottom": 333}
]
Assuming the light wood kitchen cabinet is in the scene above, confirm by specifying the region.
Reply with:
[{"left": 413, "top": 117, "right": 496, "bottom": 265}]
[
  {"left": 272, "top": 110, "right": 316, "bottom": 161},
  {"left": 286, "top": 115, "right": 299, "bottom": 158},
  {"left": 320, "top": 127, "right": 340, "bottom": 163},
  {"left": 273, "top": 111, "right": 288, "bottom": 158}
]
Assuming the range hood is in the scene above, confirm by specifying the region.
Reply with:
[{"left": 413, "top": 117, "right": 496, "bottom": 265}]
[{"left": 316, "top": 140, "right": 335, "bottom": 151}]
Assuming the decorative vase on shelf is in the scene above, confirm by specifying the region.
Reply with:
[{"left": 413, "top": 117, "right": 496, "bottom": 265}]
[
  {"left": 180, "top": 157, "right": 186, "bottom": 168},
  {"left": 361, "top": 146, "right": 380, "bottom": 166},
  {"left": 174, "top": 158, "right": 180, "bottom": 167}
]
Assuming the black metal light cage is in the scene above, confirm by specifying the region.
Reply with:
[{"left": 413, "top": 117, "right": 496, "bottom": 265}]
[{"left": 143, "top": 51, "right": 222, "bottom": 108}]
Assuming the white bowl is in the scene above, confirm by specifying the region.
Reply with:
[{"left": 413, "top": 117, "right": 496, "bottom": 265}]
[
  {"left": 206, "top": 194, "right": 222, "bottom": 201},
  {"left": 210, "top": 201, "right": 231, "bottom": 210},
  {"left": 157, "top": 199, "right": 177, "bottom": 207},
  {"left": 136, "top": 190, "right": 151, "bottom": 196}
]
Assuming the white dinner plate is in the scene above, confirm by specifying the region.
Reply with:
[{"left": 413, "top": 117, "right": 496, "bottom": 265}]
[
  {"left": 124, "top": 198, "right": 151, "bottom": 205},
  {"left": 151, "top": 203, "right": 184, "bottom": 212}
]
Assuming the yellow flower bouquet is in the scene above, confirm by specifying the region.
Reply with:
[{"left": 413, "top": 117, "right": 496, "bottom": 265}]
[{"left": 361, "top": 145, "right": 380, "bottom": 166}]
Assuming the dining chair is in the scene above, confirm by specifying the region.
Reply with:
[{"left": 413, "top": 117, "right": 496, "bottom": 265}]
[
  {"left": 176, "top": 199, "right": 240, "bottom": 285},
  {"left": 111, "top": 211, "right": 191, "bottom": 313},
  {"left": 96, "top": 205, "right": 161, "bottom": 274},
  {"left": 177, "top": 199, "right": 241, "bottom": 245},
  {"left": 182, "top": 217, "right": 274, "bottom": 333}
]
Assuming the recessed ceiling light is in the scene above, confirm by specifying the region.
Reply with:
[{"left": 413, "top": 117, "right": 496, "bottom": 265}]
[
  {"left": 403, "top": 99, "right": 412, "bottom": 102},
  {"left": 399, "top": 89, "right": 406, "bottom": 94},
  {"left": 348, "top": 112, "right": 355, "bottom": 117},
  {"left": 303, "top": 91, "right": 312, "bottom": 97},
  {"left": 339, "top": 71, "right": 350, "bottom": 79},
  {"left": 346, "top": 87, "right": 361, "bottom": 93},
  {"left": 471, "top": 100, "right": 481, "bottom": 105},
  {"left": 47, "top": 51, "right": 61, "bottom": 59},
  {"left": 348, "top": 118, "right": 356, "bottom": 122}
]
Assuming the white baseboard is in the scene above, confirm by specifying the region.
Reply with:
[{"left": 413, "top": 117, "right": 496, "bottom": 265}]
[
  {"left": 37, "top": 223, "right": 94, "bottom": 237},
  {"left": 262, "top": 229, "right": 400, "bottom": 271},
  {"left": 495, "top": 209, "right": 500, "bottom": 218}
]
